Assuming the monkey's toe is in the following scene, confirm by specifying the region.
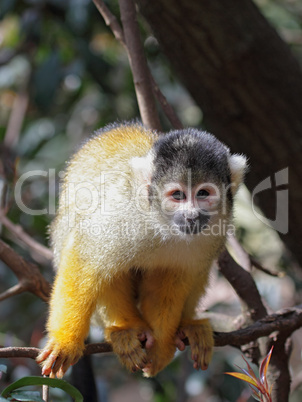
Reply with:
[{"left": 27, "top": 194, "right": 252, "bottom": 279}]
[
  {"left": 138, "top": 329, "right": 155, "bottom": 349},
  {"left": 178, "top": 319, "right": 214, "bottom": 371},
  {"left": 175, "top": 330, "right": 186, "bottom": 351},
  {"left": 36, "top": 340, "right": 83, "bottom": 378},
  {"left": 110, "top": 327, "right": 151, "bottom": 372}
]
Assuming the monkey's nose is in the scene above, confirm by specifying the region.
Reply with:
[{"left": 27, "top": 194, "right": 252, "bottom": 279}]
[{"left": 183, "top": 210, "right": 199, "bottom": 221}]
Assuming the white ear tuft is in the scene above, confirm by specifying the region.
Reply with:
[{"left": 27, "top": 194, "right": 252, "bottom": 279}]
[
  {"left": 228, "top": 153, "right": 248, "bottom": 194},
  {"left": 130, "top": 152, "right": 153, "bottom": 184}
]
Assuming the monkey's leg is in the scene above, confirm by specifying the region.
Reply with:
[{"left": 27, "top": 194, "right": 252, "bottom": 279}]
[
  {"left": 36, "top": 247, "right": 99, "bottom": 378},
  {"left": 176, "top": 279, "right": 214, "bottom": 371},
  {"left": 139, "top": 269, "right": 192, "bottom": 377},
  {"left": 100, "top": 271, "right": 154, "bottom": 373}
]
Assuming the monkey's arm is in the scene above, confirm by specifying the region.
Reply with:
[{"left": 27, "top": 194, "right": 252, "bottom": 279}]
[{"left": 36, "top": 246, "right": 99, "bottom": 378}]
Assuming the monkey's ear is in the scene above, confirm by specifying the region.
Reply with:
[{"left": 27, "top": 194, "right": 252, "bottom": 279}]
[
  {"left": 228, "top": 154, "right": 248, "bottom": 195},
  {"left": 130, "top": 152, "right": 153, "bottom": 184}
]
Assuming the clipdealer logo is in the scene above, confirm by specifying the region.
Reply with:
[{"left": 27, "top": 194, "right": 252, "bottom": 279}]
[
  {"left": 11, "top": 167, "right": 289, "bottom": 235},
  {"left": 251, "top": 168, "right": 289, "bottom": 234}
]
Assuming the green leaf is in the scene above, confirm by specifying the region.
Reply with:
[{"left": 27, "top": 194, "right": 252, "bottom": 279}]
[
  {"left": 7, "top": 390, "right": 44, "bottom": 401},
  {"left": 1, "top": 376, "right": 83, "bottom": 402}
]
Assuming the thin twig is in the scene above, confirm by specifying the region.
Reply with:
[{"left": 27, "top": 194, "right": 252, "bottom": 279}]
[
  {"left": 227, "top": 234, "right": 252, "bottom": 271},
  {"left": 93, "top": 0, "right": 125, "bottom": 43},
  {"left": 42, "top": 382, "right": 49, "bottom": 402},
  {"left": 149, "top": 74, "right": 183, "bottom": 129},
  {"left": 0, "top": 214, "right": 53, "bottom": 261},
  {"left": 118, "top": 0, "right": 161, "bottom": 130},
  {"left": 250, "top": 256, "right": 284, "bottom": 278},
  {"left": 4, "top": 87, "right": 29, "bottom": 149},
  {"left": 93, "top": 0, "right": 182, "bottom": 130},
  {"left": 228, "top": 234, "right": 284, "bottom": 278},
  {"left": 0, "top": 283, "right": 26, "bottom": 302},
  {"left": 0, "top": 239, "right": 51, "bottom": 302}
]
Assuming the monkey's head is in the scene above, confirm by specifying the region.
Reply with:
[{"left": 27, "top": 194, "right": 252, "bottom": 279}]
[{"left": 131, "top": 128, "right": 247, "bottom": 239}]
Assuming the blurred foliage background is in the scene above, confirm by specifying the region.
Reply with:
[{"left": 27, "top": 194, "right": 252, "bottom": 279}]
[{"left": 0, "top": 0, "right": 302, "bottom": 401}]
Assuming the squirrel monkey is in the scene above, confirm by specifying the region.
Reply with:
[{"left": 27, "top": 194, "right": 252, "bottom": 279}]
[{"left": 37, "top": 122, "right": 246, "bottom": 378}]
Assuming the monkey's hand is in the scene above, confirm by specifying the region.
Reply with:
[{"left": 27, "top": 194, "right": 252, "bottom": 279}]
[
  {"left": 36, "top": 338, "right": 84, "bottom": 378},
  {"left": 107, "top": 326, "right": 154, "bottom": 373},
  {"left": 176, "top": 319, "right": 214, "bottom": 370}
]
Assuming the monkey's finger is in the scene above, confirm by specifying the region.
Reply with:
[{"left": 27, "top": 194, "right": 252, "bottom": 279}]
[
  {"left": 41, "top": 353, "right": 59, "bottom": 376},
  {"left": 131, "top": 362, "right": 145, "bottom": 373},
  {"left": 137, "top": 332, "right": 147, "bottom": 343},
  {"left": 138, "top": 330, "right": 154, "bottom": 349},
  {"left": 71, "top": 356, "right": 80, "bottom": 366},
  {"left": 120, "top": 347, "right": 148, "bottom": 371},
  {"left": 201, "top": 348, "right": 212, "bottom": 370},
  {"left": 177, "top": 329, "right": 186, "bottom": 340},
  {"left": 57, "top": 358, "right": 73, "bottom": 378},
  {"left": 50, "top": 354, "right": 66, "bottom": 374},
  {"left": 192, "top": 349, "right": 211, "bottom": 371},
  {"left": 175, "top": 335, "right": 186, "bottom": 351},
  {"left": 131, "top": 350, "right": 148, "bottom": 369},
  {"left": 144, "top": 331, "right": 154, "bottom": 349},
  {"left": 193, "top": 361, "right": 200, "bottom": 370},
  {"left": 36, "top": 349, "right": 52, "bottom": 363}
]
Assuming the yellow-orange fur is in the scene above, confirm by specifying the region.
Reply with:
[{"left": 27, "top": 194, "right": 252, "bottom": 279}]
[{"left": 37, "top": 123, "right": 246, "bottom": 378}]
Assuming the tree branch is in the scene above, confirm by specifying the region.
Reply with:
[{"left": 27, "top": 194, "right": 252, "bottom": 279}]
[
  {"left": 228, "top": 234, "right": 283, "bottom": 278},
  {"left": 4, "top": 84, "right": 29, "bottom": 150},
  {"left": 214, "top": 306, "right": 302, "bottom": 346},
  {"left": 117, "top": 0, "right": 161, "bottom": 130},
  {"left": 0, "top": 214, "right": 53, "bottom": 262},
  {"left": 218, "top": 248, "right": 292, "bottom": 401},
  {"left": 218, "top": 248, "right": 268, "bottom": 322},
  {"left": 0, "top": 283, "right": 26, "bottom": 302},
  {"left": 0, "top": 239, "right": 51, "bottom": 302},
  {"left": 149, "top": 74, "right": 183, "bottom": 129},
  {"left": 93, "top": 0, "right": 182, "bottom": 130},
  {"left": 1, "top": 305, "right": 301, "bottom": 358},
  {"left": 93, "top": 0, "right": 124, "bottom": 43}
]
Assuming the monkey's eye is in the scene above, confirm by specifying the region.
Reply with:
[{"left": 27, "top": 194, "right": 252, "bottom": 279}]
[
  {"left": 196, "top": 189, "right": 210, "bottom": 199},
  {"left": 171, "top": 190, "right": 186, "bottom": 201}
]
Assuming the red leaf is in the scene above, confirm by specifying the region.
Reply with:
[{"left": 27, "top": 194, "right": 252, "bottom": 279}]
[
  {"left": 225, "top": 372, "right": 259, "bottom": 388},
  {"left": 259, "top": 346, "right": 274, "bottom": 389},
  {"left": 241, "top": 355, "right": 259, "bottom": 382}
]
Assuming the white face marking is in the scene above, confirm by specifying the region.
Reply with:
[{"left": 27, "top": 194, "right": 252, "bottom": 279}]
[{"left": 161, "top": 182, "right": 221, "bottom": 216}]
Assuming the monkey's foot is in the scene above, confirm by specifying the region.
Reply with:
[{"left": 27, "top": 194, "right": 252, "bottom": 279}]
[
  {"left": 177, "top": 319, "right": 214, "bottom": 370},
  {"left": 109, "top": 327, "right": 154, "bottom": 373},
  {"left": 36, "top": 339, "right": 83, "bottom": 378},
  {"left": 142, "top": 339, "right": 176, "bottom": 377}
]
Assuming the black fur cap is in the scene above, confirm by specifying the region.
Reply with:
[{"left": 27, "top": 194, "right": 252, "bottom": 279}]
[{"left": 152, "top": 128, "right": 232, "bottom": 188}]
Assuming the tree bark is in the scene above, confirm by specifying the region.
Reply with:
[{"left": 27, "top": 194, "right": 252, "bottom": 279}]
[{"left": 136, "top": 0, "right": 302, "bottom": 267}]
